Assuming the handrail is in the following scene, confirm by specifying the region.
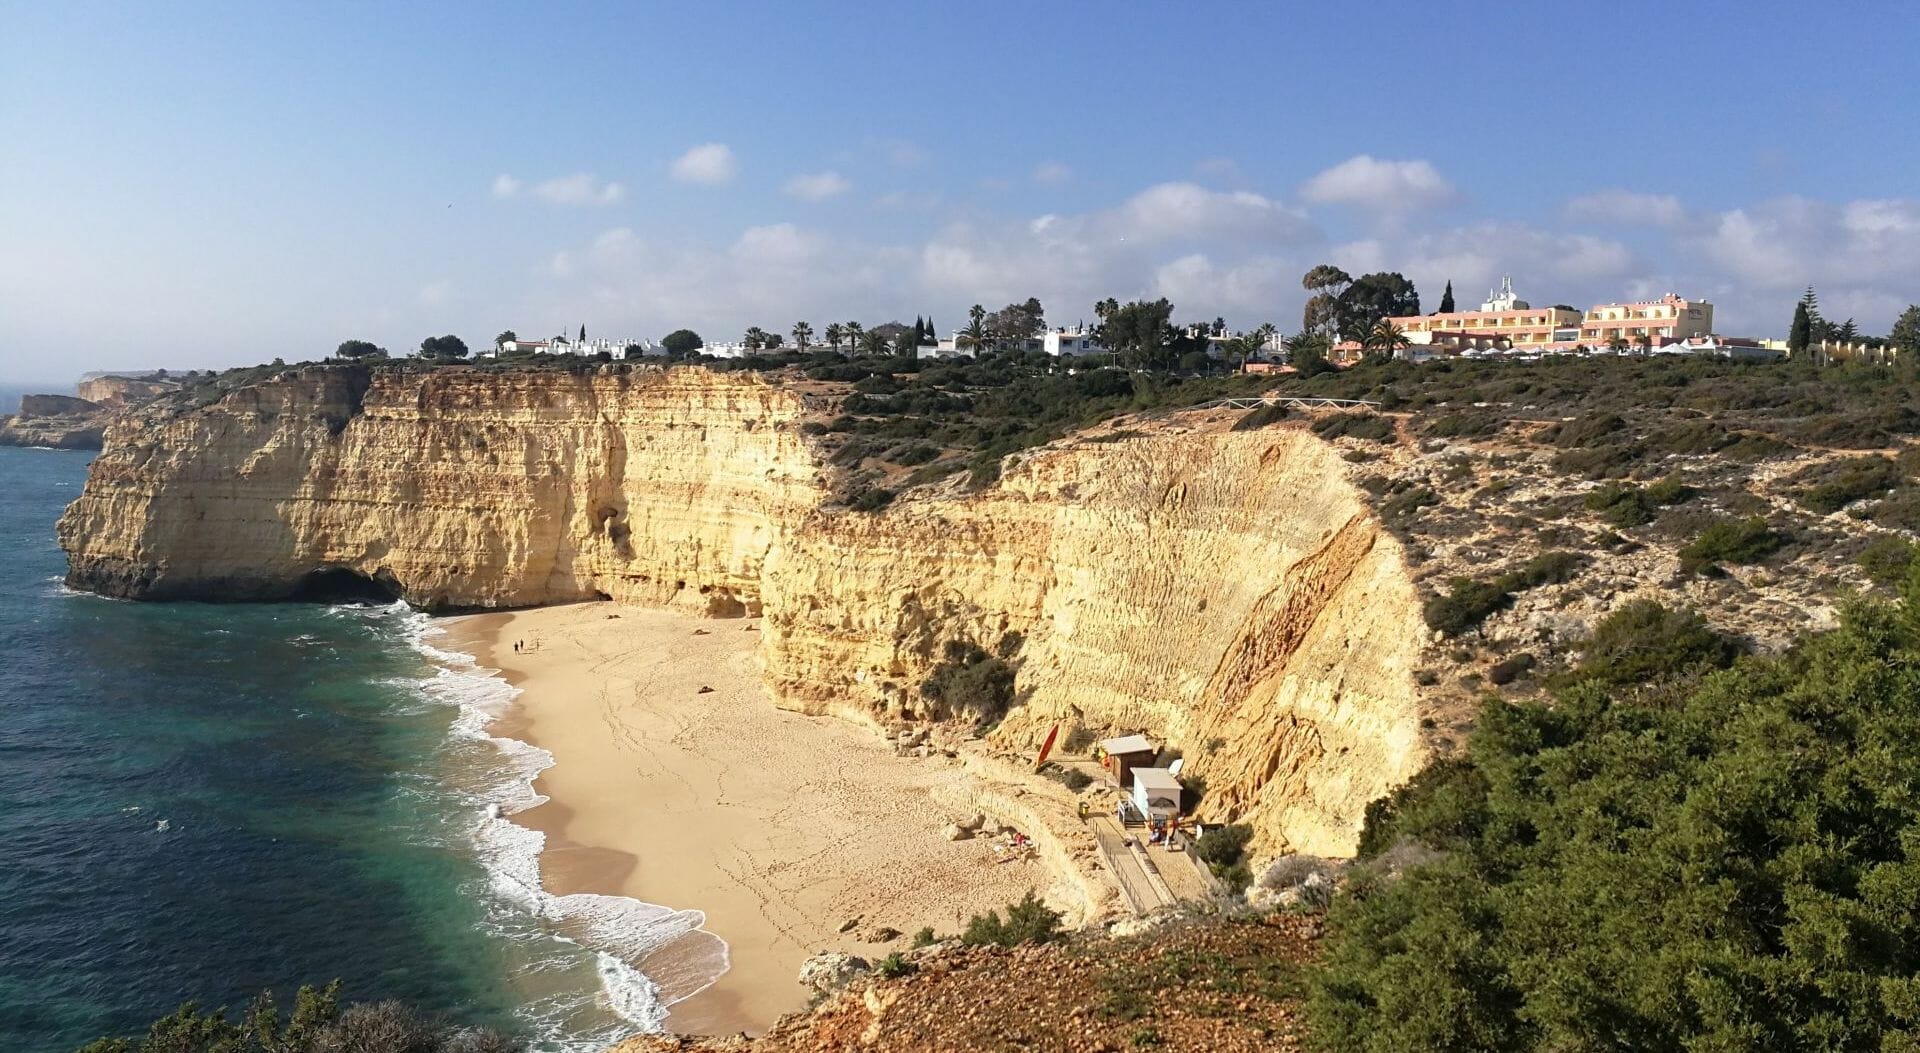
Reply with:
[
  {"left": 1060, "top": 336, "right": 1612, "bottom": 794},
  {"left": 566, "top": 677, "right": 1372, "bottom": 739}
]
[{"left": 1201, "top": 396, "right": 1381, "bottom": 410}]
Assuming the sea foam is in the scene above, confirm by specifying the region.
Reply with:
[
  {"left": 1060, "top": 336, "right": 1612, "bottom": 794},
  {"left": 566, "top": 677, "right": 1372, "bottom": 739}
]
[{"left": 391, "top": 607, "right": 729, "bottom": 1044}]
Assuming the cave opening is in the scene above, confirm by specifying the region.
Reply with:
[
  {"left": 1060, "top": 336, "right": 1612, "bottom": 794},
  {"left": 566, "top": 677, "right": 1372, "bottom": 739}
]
[{"left": 291, "top": 566, "right": 403, "bottom": 604}]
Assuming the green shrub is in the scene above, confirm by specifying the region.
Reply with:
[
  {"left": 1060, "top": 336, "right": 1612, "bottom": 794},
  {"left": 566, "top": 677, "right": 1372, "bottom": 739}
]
[
  {"left": 1508, "top": 551, "right": 1585, "bottom": 588},
  {"left": 1570, "top": 600, "right": 1740, "bottom": 688},
  {"left": 962, "top": 891, "right": 1063, "bottom": 947},
  {"left": 1548, "top": 412, "right": 1627, "bottom": 449},
  {"left": 1381, "top": 486, "right": 1440, "bottom": 525},
  {"left": 1194, "top": 823, "right": 1254, "bottom": 887},
  {"left": 889, "top": 444, "right": 940, "bottom": 466},
  {"left": 1644, "top": 473, "right": 1697, "bottom": 505},
  {"left": 1798, "top": 457, "right": 1901, "bottom": 514},
  {"left": 1422, "top": 411, "right": 1501, "bottom": 439},
  {"left": 1309, "top": 589, "right": 1920, "bottom": 1051},
  {"left": 875, "top": 952, "right": 915, "bottom": 979},
  {"left": 1423, "top": 578, "right": 1513, "bottom": 636},
  {"left": 1311, "top": 412, "right": 1395, "bottom": 443},
  {"left": 1231, "top": 403, "right": 1291, "bottom": 431},
  {"left": 919, "top": 641, "right": 1015, "bottom": 723},
  {"left": 75, "top": 982, "right": 522, "bottom": 1053},
  {"left": 1856, "top": 535, "right": 1918, "bottom": 587},
  {"left": 911, "top": 926, "right": 937, "bottom": 949},
  {"left": 1677, "top": 516, "right": 1785, "bottom": 575}
]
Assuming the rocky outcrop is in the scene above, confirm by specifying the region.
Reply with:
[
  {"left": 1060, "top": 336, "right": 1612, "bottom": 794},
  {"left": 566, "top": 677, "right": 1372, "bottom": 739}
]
[
  {"left": 59, "top": 364, "right": 1427, "bottom": 855},
  {"left": 76, "top": 375, "right": 179, "bottom": 406},
  {"left": 1, "top": 394, "right": 108, "bottom": 449}
]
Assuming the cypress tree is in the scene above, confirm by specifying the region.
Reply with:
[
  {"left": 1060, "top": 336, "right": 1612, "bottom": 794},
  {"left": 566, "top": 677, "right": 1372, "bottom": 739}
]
[
  {"left": 1789, "top": 301, "right": 1812, "bottom": 358},
  {"left": 1437, "top": 280, "right": 1455, "bottom": 314}
]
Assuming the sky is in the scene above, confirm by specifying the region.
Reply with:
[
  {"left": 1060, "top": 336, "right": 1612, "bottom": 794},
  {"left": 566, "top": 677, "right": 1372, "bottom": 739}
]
[{"left": 4, "top": 1, "right": 1920, "bottom": 384}]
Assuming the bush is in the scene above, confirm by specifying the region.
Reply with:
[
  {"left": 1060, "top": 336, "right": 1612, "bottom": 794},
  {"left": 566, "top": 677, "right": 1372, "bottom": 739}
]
[
  {"left": 1194, "top": 823, "right": 1254, "bottom": 888},
  {"left": 919, "top": 641, "right": 1015, "bottom": 724},
  {"left": 1798, "top": 456, "right": 1902, "bottom": 514},
  {"left": 1231, "top": 403, "right": 1291, "bottom": 431},
  {"left": 875, "top": 952, "right": 915, "bottom": 979},
  {"left": 1312, "top": 412, "right": 1395, "bottom": 443},
  {"left": 962, "top": 891, "right": 1063, "bottom": 947},
  {"left": 911, "top": 926, "right": 937, "bottom": 949},
  {"left": 1677, "top": 516, "right": 1785, "bottom": 575},
  {"left": 75, "top": 983, "right": 522, "bottom": 1053},
  {"left": 1856, "top": 535, "right": 1917, "bottom": 587},
  {"left": 1570, "top": 600, "right": 1740, "bottom": 688},
  {"left": 1423, "top": 578, "right": 1512, "bottom": 636},
  {"left": 1308, "top": 589, "right": 1920, "bottom": 1050},
  {"left": 888, "top": 444, "right": 940, "bottom": 466}
]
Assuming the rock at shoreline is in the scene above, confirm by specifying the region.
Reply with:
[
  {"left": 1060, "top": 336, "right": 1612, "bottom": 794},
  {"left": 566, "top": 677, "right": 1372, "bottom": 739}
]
[{"left": 797, "top": 951, "right": 869, "bottom": 996}]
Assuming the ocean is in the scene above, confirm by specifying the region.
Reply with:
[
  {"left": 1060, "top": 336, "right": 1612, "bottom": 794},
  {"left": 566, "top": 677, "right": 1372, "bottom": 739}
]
[{"left": 0, "top": 446, "right": 663, "bottom": 1051}]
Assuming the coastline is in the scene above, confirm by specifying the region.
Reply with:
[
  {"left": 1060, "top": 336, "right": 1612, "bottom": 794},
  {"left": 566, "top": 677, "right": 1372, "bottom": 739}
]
[{"left": 437, "top": 602, "right": 1078, "bottom": 1037}]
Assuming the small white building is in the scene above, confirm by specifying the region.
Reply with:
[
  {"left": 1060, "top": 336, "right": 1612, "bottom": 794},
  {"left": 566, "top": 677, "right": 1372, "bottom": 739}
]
[
  {"left": 1044, "top": 327, "right": 1107, "bottom": 357},
  {"left": 1130, "top": 767, "right": 1183, "bottom": 823}
]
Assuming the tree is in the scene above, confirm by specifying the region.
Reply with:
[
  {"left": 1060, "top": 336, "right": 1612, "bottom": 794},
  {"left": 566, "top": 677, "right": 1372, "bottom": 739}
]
[
  {"left": 824, "top": 322, "right": 845, "bottom": 352},
  {"left": 1890, "top": 305, "right": 1920, "bottom": 360},
  {"left": 1307, "top": 585, "right": 1920, "bottom": 1051},
  {"left": 1363, "top": 318, "right": 1411, "bottom": 360},
  {"left": 859, "top": 329, "right": 891, "bottom": 356},
  {"left": 1338, "top": 272, "right": 1421, "bottom": 342},
  {"left": 743, "top": 326, "right": 770, "bottom": 352},
  {"left": 965, "top": 304, "right": 991, "bottom": 352},
  {"left": 844, "top": 321, "right": 865, "bottom": 353},
  {"left": 418, "top": 334, "right": 468, "bottom": 360},
  {"left": 1835, "top": 318, "right": 1859, "bottom": 344},
  {"left": 578, "top": 324, "right": 586, "bottom": 343},
  {"left": 661, "top": 329, "right": 702, "bottom": 357},
  {"left": 1095, "top": 298, "right": 1178, "bottom": 371},
  {"left": 958, "top": 312, "right": 990, "bottom": 356},
  {"left": 1437, "top": 280, "right": 1456, "bottom": 314},
  {"left": 335, "top": 339, "right": 385, "bottom": 360},
  {"left": 986, "top": 298, "right": 1046, "bottom": 348},
  {"left": 623, "top": 343, "right": 647, "bottom": 360},
  {"left": 1301, "top": 264, "right": 1353, "bottom": 337},
  {"left": 791, "top": 321, "right": 814, "bottom": 352},
  {"left": 1228, "top": 323, "right": 1278, "bottom": 368},
  {"left": 1283, "top": 332, "right": 1335, "bottom": 377},
  {"left": 1607, "top": 334, "right": 1629, "bottom": 354},
  {"left": 494, "top": 330, "right": 518, "bottom": 348}
]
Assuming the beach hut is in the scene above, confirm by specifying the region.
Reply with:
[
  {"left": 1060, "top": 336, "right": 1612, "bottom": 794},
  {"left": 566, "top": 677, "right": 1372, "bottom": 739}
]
[
  {"left": 1098, "top": 734, "right": 1155, "bottom": 787},
  {"left": 1131, "top": 767, "right": 1183, "bottom": 823}
]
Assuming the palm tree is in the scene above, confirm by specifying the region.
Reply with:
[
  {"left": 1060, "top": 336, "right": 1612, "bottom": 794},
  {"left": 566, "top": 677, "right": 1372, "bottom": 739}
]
[
  {"left": 859, "top": 330, "right": 890, "bottom": 356},
  {"left": 844, "top": 321, "right": 865, "bottom": 355},
  {"left": 824, "top": 322, "right": 845, "bottom": 352},
  {"left": 1363, "top": 319, "right": 1409, "bottom": 360},
  {"left": 792, "top": 321, "right": 813, "bottom": 353},
  {"left": 959, "top": 314, "right": 990, "bottom": 356},
  {"left": 743, "top": 326, "right": 769, "bottom": 353}
]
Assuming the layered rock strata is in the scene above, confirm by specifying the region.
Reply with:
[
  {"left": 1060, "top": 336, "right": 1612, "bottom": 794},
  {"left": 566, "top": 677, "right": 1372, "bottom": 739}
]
[{"left": 59, "top": 365, "right": 1425, "bottom": 854}]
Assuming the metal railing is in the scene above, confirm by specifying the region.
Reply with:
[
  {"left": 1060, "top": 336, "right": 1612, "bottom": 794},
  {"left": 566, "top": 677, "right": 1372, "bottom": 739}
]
[{"left": 1202, "top": 395, "right": 1381, "bottom": 411}]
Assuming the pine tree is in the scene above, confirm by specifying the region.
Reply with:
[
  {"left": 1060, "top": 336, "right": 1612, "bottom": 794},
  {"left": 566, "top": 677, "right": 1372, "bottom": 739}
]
[
  {"left": 1789, "top": 301, "right": 1813, "bottom": 357},
  {"left": 579, "top": 324, "right": 587, "bottom": 342},
  {"left": 1437, "top": 280, "right": 1455, "bottom": 314}
]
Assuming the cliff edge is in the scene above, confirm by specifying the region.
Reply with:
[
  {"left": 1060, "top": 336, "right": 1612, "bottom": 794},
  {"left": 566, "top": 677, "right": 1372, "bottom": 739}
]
[{"left": 57, "top": 364, "right": 1427, "bottom": 856}]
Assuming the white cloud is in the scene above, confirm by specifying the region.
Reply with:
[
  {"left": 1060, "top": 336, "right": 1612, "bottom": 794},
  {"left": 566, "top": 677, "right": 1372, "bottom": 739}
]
[
  {"left": 529, "top": 173, "right": 625, "bottom": 206},
  {"left": 490, "top": 174, "right": 522, "bottom": 199},
  {"left": 671, "top": 143, "right": 737, "bottom": 185},
  {"left": 1567, "top": 189, "right": 1685, "bottom": 227},
  {"left": 732, "top": 222, "right": 819, "bottom": 264},
  {"left": 1301, "top": 155, "right": 1457, "bottom": 211},
  {"left": 1105, "top": 182, "right": 1315, "bottom": 245},
  {"left": 876, "top": 139, "right": 928, "bottom": 168},
  {"left": 783, "top": 171, "right": 851, "bottom": 201},
  {"left": 1033, "top": 161, "right": 1072, "bottom": 185},
  {"left": 1678, "top": 196, "right": 1920, "bottom": 329}
]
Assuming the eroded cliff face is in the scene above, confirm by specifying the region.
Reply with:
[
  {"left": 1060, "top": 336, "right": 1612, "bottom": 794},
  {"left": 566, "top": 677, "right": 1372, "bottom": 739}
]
[
  {"left": 59, "top": 367, "right": 824, "bottom": 609},
  {"left": 764, "top": 427, "right": 1422, "bottom": 856},
  {"left": 60, "top": 365, "right": 1425, "bottom": 855}
]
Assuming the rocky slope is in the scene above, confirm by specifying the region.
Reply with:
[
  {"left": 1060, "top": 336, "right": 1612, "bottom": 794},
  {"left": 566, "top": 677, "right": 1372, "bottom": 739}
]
[{"left": 58, "top": 364, "right": 1428, "bottom": 858}]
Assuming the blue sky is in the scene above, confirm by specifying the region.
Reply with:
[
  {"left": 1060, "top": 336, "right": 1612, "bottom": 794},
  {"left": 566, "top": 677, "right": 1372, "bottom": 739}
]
[{"left": 5, "top": 1, "right": 1920, "bottom": 383}]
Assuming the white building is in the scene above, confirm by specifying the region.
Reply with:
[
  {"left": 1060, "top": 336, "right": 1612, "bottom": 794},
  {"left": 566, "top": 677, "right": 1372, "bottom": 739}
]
[
  {"left": 483, "top": 335, "right": 659, "bottom": 359},
  {"left": 1043, "top": 327, "right": 1108, "bottom": 357}
]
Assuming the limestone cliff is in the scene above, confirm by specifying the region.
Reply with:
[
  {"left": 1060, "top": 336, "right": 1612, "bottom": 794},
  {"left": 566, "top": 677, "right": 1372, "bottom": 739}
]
[
  {"left": 1, "top": 394, "right": 109, "bottom": 449},
  {"left": 59, "top": 364, "right": 1426, "bottom": 855}
]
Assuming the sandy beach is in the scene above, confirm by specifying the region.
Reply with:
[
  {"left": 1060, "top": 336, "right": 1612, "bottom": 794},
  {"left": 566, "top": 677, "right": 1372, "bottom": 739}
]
[{"left": 441, "top": 602, "right": 1072, "bottom": 1036}]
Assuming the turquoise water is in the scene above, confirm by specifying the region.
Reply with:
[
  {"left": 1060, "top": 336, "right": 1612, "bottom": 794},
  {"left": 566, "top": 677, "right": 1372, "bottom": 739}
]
[{"left": 0, "top": 447, "right": 656, "bottom": 1051}]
